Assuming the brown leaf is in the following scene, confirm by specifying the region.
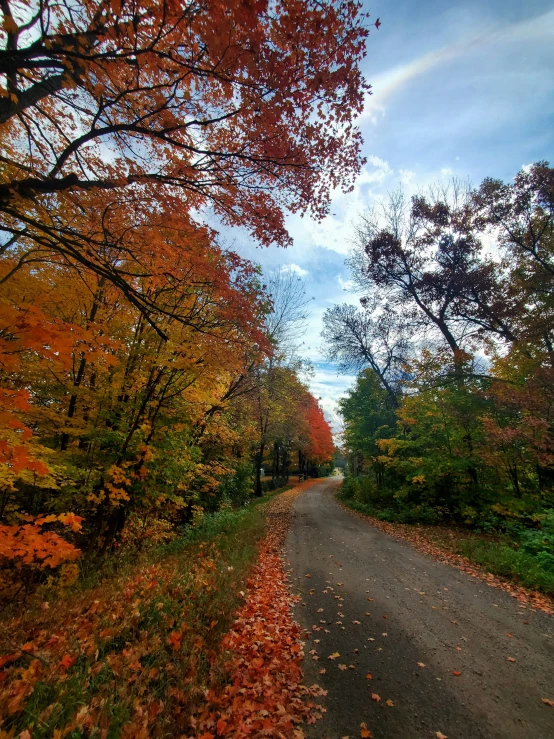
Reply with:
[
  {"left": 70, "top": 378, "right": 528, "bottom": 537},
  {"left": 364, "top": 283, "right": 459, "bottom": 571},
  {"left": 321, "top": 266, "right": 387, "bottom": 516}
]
[
  {"left": 417, "top": 662, "right": 426, "bottom": 668},
  {"left": 385, "top": 699, "right": 394, "bottom": 707},
  {"left": 542, "top": 698, "right": 554, "bottom": 707},
  {"left": 506, "top": 657, "right": 516, "bottom": 662},
  {"left": 338, "top": 663, "right": 347, "bottom": 670}
]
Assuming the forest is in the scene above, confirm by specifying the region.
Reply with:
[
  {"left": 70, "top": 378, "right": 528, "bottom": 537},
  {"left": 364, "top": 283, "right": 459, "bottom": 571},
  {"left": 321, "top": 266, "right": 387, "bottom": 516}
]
[
  {"left": 325, "top": 166, "right": 554, "bottom": 593},
  {"left": 1, "top": 0, "right": 553, "bottom": 737},
  {"left": 0, "top": 0, "right": 345, "bottom": 602}
]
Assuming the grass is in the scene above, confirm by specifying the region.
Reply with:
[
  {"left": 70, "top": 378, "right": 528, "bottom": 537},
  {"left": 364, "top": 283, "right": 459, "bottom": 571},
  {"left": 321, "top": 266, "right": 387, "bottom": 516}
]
[
  {"left": 453, "top": 538, "right": 554, "bottom": 596},
  {"left": 0, "top": 489, "right": 288, "bottom": 738}
]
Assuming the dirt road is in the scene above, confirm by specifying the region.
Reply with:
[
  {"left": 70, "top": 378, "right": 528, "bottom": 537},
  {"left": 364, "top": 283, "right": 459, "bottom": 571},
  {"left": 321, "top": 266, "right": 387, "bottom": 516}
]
[{"left": 285, "top": 478, "right": 554, "bottom": 739}]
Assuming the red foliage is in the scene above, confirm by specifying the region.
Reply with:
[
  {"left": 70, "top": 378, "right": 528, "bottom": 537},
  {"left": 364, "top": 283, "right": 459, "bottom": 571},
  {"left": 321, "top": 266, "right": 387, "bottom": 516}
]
[{"left": 303, "top": 396, "right": 335, "bottom": 465}]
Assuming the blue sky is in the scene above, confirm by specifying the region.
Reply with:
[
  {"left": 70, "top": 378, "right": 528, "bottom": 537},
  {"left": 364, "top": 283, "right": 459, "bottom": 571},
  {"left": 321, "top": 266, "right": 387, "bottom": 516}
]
[{"left": 231, "top": 0, "right": 554, "bottom": 429}]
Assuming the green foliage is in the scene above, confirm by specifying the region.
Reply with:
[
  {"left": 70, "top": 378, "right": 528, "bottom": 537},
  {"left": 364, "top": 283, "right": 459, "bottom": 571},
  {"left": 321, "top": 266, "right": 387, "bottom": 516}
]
[{"left": 455, "top": 538, "right": 554, "bottom": 596}]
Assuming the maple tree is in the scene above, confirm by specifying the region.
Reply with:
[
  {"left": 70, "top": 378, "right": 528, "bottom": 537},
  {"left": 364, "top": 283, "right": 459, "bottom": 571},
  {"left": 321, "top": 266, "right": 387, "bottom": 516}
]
[{"left": 1, "top": 0, "right": 370, "bottom": 322}]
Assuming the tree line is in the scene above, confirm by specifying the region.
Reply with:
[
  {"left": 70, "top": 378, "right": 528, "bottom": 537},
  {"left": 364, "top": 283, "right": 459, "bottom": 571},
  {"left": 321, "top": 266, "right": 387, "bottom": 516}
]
[
  {"left": 0, "top": 0, "right": 363, "bottom": 600},
  {"left": 325, "top": 164, "right": 554, "bottom": 530}
]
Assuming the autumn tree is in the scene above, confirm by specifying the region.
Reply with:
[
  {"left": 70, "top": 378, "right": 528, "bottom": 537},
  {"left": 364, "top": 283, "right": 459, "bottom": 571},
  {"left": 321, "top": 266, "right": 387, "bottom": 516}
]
[
  {"left": 1, "top": 0, "right": 371, "bottom": 324},
  {"left": 321, "top": 301, "right": 411, "bottom": 406}
]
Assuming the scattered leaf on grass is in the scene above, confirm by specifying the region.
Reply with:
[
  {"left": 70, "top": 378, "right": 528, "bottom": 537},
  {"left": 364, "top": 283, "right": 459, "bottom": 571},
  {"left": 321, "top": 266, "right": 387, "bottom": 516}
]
[{"left": 328, "top": 652, "right": 340, "bottom": 660}]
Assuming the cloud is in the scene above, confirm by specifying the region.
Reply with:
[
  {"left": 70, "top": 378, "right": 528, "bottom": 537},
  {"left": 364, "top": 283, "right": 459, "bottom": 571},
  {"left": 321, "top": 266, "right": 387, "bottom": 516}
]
[
  {"left": 282, "top": 263, "right": 309, "bottom": 277},
  {"left": 337, "top": 275, "right": 355, "bottom": 292}
]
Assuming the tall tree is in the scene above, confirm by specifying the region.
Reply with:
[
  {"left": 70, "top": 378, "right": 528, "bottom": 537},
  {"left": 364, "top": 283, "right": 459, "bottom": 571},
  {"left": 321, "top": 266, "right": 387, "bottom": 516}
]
[{"left": 1, "top": 0, "right": 371, "bottom": 322}]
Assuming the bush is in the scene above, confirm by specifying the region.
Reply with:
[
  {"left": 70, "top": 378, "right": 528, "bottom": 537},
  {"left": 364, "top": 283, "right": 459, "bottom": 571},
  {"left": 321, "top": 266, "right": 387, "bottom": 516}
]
[{"left": 517, "top": 511, "right": 554, "bottom": 557}]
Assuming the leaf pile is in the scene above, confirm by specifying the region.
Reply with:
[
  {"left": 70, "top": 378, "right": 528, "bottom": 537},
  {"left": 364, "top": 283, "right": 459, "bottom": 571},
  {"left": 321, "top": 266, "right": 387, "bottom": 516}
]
[{"left": 190, "top": 480, "right": 326, "bottom": 738}]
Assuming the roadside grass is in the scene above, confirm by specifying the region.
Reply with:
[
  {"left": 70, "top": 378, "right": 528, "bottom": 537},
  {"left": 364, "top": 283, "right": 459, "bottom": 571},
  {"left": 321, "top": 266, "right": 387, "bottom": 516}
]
[
  {"left": 453, "top": 538, "right": 554, "bottom": 596},
  {"left": 337, "top": 495, "right": 554, "bottom": 597},
  {"left": 0, "top": 487, "right": 290, "bottom": 738}
]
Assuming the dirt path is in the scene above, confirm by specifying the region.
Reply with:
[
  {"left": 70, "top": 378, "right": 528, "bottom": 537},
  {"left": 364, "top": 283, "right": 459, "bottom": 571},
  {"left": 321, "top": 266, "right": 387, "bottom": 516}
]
[{"left": 285, "top": 478, "right": 554, "bottom": 739}]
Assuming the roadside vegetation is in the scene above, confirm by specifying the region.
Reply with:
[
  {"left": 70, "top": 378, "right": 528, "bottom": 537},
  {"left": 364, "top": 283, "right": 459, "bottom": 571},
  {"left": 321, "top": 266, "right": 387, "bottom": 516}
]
[{"left": 0, "top": 486, "right": 292, "bottom": 737}]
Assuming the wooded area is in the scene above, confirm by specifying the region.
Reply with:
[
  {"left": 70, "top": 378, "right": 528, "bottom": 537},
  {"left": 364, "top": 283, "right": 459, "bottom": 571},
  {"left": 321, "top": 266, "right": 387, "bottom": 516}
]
[
  {"left": 0, "top": 0, "right": 355, "bottom": 602},
  {"left": 325, "top": 165, "right": 554, "bottom": 590}
]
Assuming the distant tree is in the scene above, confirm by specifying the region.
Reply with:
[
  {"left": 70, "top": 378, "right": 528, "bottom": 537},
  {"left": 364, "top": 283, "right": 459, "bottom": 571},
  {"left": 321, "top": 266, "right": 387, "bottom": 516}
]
[{"left": 321, "top": 302, "right": 410, "bottom": 406}]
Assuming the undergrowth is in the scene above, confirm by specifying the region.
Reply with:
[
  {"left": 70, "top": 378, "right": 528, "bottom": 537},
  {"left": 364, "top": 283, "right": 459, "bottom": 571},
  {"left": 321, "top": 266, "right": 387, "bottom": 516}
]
[{"left": 0, "top": 488, "right": 290, "bottom": 738}]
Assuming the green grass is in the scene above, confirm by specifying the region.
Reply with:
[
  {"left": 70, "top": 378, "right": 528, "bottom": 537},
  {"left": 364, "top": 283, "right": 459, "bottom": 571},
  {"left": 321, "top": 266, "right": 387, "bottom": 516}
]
[{"left": 453, "top": 538, "right": 554, "bottom": 596}]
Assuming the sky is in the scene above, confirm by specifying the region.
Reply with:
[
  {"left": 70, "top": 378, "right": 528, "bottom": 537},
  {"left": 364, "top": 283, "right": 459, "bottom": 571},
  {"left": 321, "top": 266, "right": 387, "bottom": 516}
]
[{"left": 226, "top": 0, "right": 554, "bottom": 431}]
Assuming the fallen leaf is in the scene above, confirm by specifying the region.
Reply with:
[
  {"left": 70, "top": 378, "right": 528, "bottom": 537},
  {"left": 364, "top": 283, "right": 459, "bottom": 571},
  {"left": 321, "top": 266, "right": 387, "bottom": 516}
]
[
  {"left": 542, "top": 698, "right": 554, "bottom": 707},
  {"left": 59, "top": 654, "right": 76, "bottom": 670},
  {"left": 451, "top": 670, "right": 461, "bottom": 676},
  {"left": 371, "top": 693, "right": 381, "bottom": 702},
  {"left": 338, "top": 664, "right": 347, "bottom": 670},
  {"left": 305, "top": 574, "right": 312, "bottom": 578},
  {"left": 319, "top": 668, "right": 326, "bottom": 674},
  {"left": 360, "top": 722, "right": 373, "bottom": 738},
  {"left": 365, "top": 673, "right": 373, "bottom": 680},
  {"left": 506, "top": 657, "right": 516, "bottom": 662},
  {"left": 328, "top": 652, "right": 340, "bottom": 660},
  {"left": 352, "top": 620, "right": 361, "bottom": 625},
  {"left": 417, "top": 662, "right": 426, "bottom": 668},
  {"left": 436, "top": 733, "right": 448, "bottom": 739},
  {"left": 385, "top": 699, "right": 394, "bottom": 707}
]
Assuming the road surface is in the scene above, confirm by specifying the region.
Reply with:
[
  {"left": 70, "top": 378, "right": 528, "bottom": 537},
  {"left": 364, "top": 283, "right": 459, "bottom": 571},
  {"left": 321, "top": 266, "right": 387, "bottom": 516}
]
[{"left": 285, "top": 478, "right": 554, "bottom": 739}]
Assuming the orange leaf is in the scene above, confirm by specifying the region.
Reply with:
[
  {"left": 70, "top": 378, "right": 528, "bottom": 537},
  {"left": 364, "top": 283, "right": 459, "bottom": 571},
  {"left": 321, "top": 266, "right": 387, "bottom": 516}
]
[
  {"left": 169, "top": 630, "right": 182, "bottom": 650},
  {"left": 371, "top": 693, "right": 381, "bottom": 702},
  {"left": 60, "top": 654, "right": 76, "bottom": 670}
]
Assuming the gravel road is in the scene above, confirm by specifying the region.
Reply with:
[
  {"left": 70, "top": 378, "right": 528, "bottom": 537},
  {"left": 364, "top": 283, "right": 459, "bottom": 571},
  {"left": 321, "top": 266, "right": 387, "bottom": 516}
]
[{"left": 285, "top": 478, "right": 554, "bottom": 739}]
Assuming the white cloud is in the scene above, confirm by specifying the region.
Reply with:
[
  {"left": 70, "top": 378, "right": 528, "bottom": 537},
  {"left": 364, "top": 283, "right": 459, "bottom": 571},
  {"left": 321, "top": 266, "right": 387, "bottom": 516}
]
[
  {"left": 399, "top": 169, "right": 416, "bottom": 186},
  {"left": 282, "top": 263, "right": 309, "bottom": 277},
  {"left": 337, "top": 275, "right": 355, "bottom": 292},
  {"left": 359, "top": 8, "right": 554, "bottom": 125}
]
